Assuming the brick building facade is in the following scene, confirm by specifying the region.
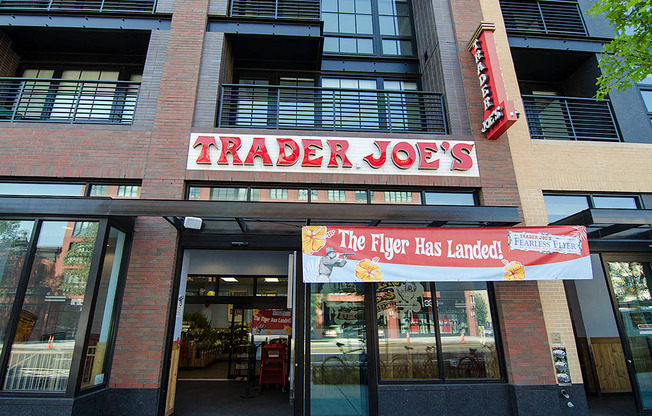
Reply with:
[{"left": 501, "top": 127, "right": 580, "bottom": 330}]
[{"left": 0, "top": 0, "right": 649, "bottom": 415}]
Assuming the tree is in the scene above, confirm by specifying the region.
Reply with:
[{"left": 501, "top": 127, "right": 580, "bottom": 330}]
[
  {"left": 473, "top": 293, "right": 488, "bottom": 327},
  {"left": 589, "top": 0, "right": 652, "bottom": 100}
]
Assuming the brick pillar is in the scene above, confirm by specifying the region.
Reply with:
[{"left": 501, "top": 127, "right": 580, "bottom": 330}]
[{"left": 109, "top": 0, "right": 209, "bottom": 403}]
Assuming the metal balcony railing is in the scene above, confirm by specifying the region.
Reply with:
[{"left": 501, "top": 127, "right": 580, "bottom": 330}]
[
  {"left": 0, "top": 77, "right": 140, "bottom": 124},
  {"left": 0, "top": 0, "right": 156, "bottom": 13},
  {"left": 229, "top": 0, "right": 319, "bottom": 19},
  {"left": 500, "top": 0, "right": 587, "bottom": 36},
  {"left": 218, "top": 84, "right": 447, "bottom": 133},
  {"left": 522, "top": 95, "right": 620, "bottom": 141}
]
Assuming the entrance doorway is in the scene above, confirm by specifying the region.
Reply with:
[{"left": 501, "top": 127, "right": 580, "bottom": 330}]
[
  {"left": 168, "top": 250, "right": 296, "bottom": 416},
  {"left": 566, "top": 254, "right": 652, "bottom": 415}
]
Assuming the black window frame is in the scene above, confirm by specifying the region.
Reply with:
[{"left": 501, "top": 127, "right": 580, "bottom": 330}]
[
  {"left": 185, "top": 182, "right": 479, "bottom": 207},
  {"left": 372, "top": 281, "right": 507, "bottom": 384},
  {"left": 0, "top": 215, "right": 132, "bottom": 397},
  {"left": 543, "top": 192, "right": 643, "bottom": 223},
  {"left": 321, "top": 0, "right": 418, "bottom": 58}
]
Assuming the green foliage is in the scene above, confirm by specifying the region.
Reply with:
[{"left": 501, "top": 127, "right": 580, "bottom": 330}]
[
  {"left": 473, "top": 293, "right": 488, "bottom": 327},
  {"left": 60, "top": 222, "right": 99, "bottom": 296},
  {"left": 589, "top": 0, "right": 652, "bottom": 99}
]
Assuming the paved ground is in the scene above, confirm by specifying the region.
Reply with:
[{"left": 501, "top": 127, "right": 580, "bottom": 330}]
[
  {"left": 173, "top": 380, "right": 292, "bottom": 416},
  {"left": 588, "top": 394, "right": 637, "bottom": 416}
]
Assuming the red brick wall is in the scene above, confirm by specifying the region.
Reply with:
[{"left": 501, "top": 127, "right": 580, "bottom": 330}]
[
  {"left": 109, "top": 0, "right": 210, "bottom": 389},
  {"left": 448, "top": 0, "right": 556, "bottom": 385}
]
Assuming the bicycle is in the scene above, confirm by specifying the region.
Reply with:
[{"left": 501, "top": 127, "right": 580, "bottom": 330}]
[
  {"left": 316, "top": 341, "right": 366, "bottom": 385},
  {"left": 456, "top": 348, "right": 486, "bottom": 378}
]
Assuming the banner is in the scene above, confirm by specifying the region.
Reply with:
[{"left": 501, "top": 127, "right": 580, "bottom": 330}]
[
  {"left": 252, "top": 309, "right": 292, "bottom": 336},
  {"left": 302, "top": 226, "right": 592, "bottom": 283}
]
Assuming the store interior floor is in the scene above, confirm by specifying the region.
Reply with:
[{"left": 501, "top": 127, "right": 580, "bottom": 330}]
[{"left": 173, "top": 380, "right": 292, "bottom": 416}]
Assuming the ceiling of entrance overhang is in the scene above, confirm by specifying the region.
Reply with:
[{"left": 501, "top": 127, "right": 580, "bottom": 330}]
[{"left": 552, "top": 209, "right": 652, "bottom": 243}]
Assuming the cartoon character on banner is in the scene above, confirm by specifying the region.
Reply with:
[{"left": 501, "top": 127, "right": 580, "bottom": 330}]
[{"left": 317, "top": 247, "right": 355, "bottom": 282}]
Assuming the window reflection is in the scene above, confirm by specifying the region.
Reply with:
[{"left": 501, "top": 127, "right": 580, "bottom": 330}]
[
  {"left": 377, "top": 282, "right": 438, "bottom": 380},
  {"left": 437, "top": 282, "right": 500, "bottom": 379},
  {"left": 310, "top": 283, "right": 369, "bottom": 416},
  {"left": 80, "top": 227, "right": 125, "bottom": 389},
  {"left": 4, "top": 221, "right": 99, "bottom": 391},
  {"left": 0, "top": 221, "right": 35, "bottom": 350}
]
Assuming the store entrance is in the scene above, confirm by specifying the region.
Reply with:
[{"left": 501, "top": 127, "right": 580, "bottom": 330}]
[{"left": 168, "top": 250, "right": 296, "bottom": 416}]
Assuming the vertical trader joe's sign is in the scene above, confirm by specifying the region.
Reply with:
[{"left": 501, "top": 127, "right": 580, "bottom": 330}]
[
  {"left": 468, "top": 22, "right": 518, "bottom": 140},
  {"left": 302, "top": 226, "right": 592, "bottom": 283}
]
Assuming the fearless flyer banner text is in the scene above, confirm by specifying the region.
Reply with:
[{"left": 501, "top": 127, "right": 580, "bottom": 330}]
[{"left": 302, "top": 226, "right": 592, "bottom": 283}]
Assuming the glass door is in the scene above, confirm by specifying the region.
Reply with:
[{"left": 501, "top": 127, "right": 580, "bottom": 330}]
[
  {"left": 309, "top": 283, "right": 369, "bottom": 416},
  {"left": 605, "top": 256, "right": 652, "bottom": 411}
]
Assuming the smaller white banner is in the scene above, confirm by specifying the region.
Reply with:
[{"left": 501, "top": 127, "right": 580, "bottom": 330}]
[
  {"left": 187, "top": 133, "right": 480, "bottom": 177},
  {"left": 508, "top": 231, "right": 582, "bottom": 256}
]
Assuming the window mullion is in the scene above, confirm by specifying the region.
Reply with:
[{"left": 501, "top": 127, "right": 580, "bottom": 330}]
[{"left": 431, "top": 282, "right": 446, "bottom": 380}]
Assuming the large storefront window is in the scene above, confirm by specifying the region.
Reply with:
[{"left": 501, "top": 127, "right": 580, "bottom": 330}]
[
  {"left": 4, "top": 221, "right": 99, "bottom": 391},
  {"left": 376, "top": 281, "right": 500, "bottom": 381},
  {"left": 0, "top": 218, "right": 129, "bottom": 394}
]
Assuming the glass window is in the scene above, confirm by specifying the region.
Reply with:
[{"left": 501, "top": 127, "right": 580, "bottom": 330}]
[
  {"left": 322, "top": 0, "right": 414, "bottom": 57},
  {"left": 310, "top": 283, "right": 369, "bottom": 416},
  {"left": 0, "top": 221, "right": 35, "bottom": 350},
  {"left": 424, "top": 192, "right": 476, "bottom": 206},
  {"left": 0, "top": 183, "right": 85, "bottom": 196},
  {"left": 188, "top": 187, "right": 202, "bottom": 199},
  {"left": 256, "top": 277, "right": 288, "bottom": 296},
  {"left": 437, "top": 282, "right": 500, "bottom": 379},
  {"left": 210, "top": 187, "right": 248, "bottom": 201},
  {"left": 89, "top": 185, "right": 108, "bottom": 196},
  {"left": 80, "top": 227, "right": 126, "bottom": 389},
  {"left": 4, "top": 221, "right": 99, "bottom": 392},
  {"left": 117, "top": 185, "right": 139, "bottom": 198},
  {"left": 640, "top": 89, "right": 652, "bottom": 112},
  {"left": 327, "top": 190, "right": 346, "bottom": 202},
  {"left": 543, "top": 195, "right": 590, "bottom": 223},
  {"left": 377, "top": 282, "right": 438, "bottom": 380},
  {"left": 593, "top": 196, "right": 639, "bottom": 209},
  {"left": 88, "top": 184, "right": 141, "bottom": 199},
  {"left": 218, "top": 277, "right": 255, "bottom": 297}
]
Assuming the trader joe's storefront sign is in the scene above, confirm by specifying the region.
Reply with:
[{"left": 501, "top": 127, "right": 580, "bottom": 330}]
[{"left": 302, "top": 226, "right": 591, "bottom": 283}]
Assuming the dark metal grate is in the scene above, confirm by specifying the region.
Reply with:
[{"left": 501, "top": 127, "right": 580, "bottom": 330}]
[
  {"left": 0, "top": 0, "right": 156, "bottom": 13},
  {"left": 522, "top": 95, "right": 620, "bottom": 141},
  {"left": 229, "top": 0, "right": 320, "bottom": 19},
  {"left": 218, "top": 84, "right": 447, "bottom": 133},
  {"left": 500, "top": 0, "right": 587, "bottom": 36},
  {"left": 0, "top": 77, "right": 140, "bottom": 124}
]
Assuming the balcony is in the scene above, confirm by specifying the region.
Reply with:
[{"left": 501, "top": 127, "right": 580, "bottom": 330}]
[
  {"left": 500, "top": 0, "right": 587, "bottom": 37},
  {"left": 0, "top": 0, "right": 156, "bottom": 13},
  {"left": 522, "top": 95, "right": 620, "bottom": 141},
  {"left": 229, "top": 0, "right": 320, "bottom": 20},
  {"left": 0, "top": 77, "right": 140, "bottom": 125},
  {"left": 218, "top": 84, "right": 447, "bottom": 133}
]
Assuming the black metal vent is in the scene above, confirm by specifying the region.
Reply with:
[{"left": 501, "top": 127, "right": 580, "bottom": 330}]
[
  {"left": 218, "top": 84, "right": 447, "bottom": 133},
  {"left": 230, "top": 0, "right": 320, "bottom": 20},
  {"left": 0, "top": 0, "right": 156, "bottom": 13},
  {"left": 500, "top": 0, "right": 587, "bottom": 36},
  {"left": 522, "top": 95, "right": 620, "bottom": 141}
]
